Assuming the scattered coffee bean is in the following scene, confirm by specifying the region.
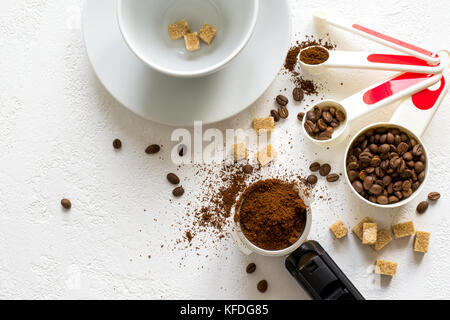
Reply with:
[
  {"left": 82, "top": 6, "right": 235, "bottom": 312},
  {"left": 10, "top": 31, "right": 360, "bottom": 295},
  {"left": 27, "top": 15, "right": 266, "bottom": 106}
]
[
  {"left": 243, "top": 164, "right": 253, "bottom": 174},
  {"left": 309, "top": 162, "right": 320, "bottom": 172},
  {"left": 297, "top": 112, "right": 305, "bottom": 122},
  {"left": 276, "top": 95, "right": 288, "bottom": 106},
  {"left": 146, "top": 144, "right": 160, "bottom": 154},
  {"left": 428, "top": 192, "right": 440, "bottom": 201},
  {"left": 326, "top": 173, "right": 339, "bottom": 182},
  {"left": 270, "top": 109, "right": 280, "bottom": 122},
  {"left": 307, "top": 174, "right": 318, "bottom": 185},
  {"left": 257, "top": 280, "right": 268, "bottom": 293},
  {"left": 278, "top": 105, "right": 289, "bottom": 119},
  {"left": 172, "top": 186, "right": 185, "bottom": 197},
  {"left": 303, "top": 106, "right": 345, "bottom": 140},
  {"left": 319, "top": 163, "right": 331, "bottom": 176},
  {"left": 246, "top": 263, "right": 256, "bottom": 274},
  {"left": 416, "top": 201, "right": 429, "bottom": 214},
  {"left": 346, "top": 126, "right": 427, "bottom": 205},
  {"left": 61, "top": 198, "right": 71, "bottom": 210},
  {"left": 167, "top": 173, "right": 180, "bottom": 185},
  {"left": 293, "top": 87, "right": 304, "bottom": 102},
  {"left": 112, "top": 138, "right": 122, "bottom": 149}
]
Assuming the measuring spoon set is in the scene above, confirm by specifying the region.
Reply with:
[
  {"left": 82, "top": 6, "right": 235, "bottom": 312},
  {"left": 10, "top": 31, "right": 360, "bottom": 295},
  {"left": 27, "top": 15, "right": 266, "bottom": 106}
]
[{"left": 298, "top": 10, "right": 449, "bottom": 207}]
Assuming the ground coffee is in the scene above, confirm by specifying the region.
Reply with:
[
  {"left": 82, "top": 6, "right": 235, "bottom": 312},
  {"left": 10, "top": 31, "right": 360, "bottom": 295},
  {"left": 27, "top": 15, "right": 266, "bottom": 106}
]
[
  {"left": 234, "top": 179, "right": 307, "bottom": 250},
  {"left": 300, "top": 46, "right": 329, "bottom": 65}
]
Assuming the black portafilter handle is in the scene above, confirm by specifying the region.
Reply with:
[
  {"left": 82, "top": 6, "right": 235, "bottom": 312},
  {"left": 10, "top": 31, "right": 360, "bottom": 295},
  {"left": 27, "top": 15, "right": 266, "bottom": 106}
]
[{"left": 285, "top": 240, "right": 364, "bottom": 300}]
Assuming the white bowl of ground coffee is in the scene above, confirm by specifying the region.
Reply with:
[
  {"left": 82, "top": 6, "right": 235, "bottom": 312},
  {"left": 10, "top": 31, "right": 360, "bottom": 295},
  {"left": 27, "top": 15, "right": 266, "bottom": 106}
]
[{"left": 232, "top": 179, "right": 313, "bottom": 257}]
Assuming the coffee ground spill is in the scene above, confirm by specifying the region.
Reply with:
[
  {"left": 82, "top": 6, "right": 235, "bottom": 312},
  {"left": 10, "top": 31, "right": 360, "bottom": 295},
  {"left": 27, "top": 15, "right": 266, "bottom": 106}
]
[
  {"left": 283, "top": 35, "right": 336, "bottom": 95},
  {"left": 170, "top": 35, "right": 341, "bottom": 260}
]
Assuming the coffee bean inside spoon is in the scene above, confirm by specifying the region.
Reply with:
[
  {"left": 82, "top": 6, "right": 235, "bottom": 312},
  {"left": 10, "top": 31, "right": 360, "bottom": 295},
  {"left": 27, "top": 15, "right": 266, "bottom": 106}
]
[
  {"left": 302, "top": 71, "right": 443, "bottom": 147},
  {"left": 299, "top": 46, "right": 444, "bottom": 76}
]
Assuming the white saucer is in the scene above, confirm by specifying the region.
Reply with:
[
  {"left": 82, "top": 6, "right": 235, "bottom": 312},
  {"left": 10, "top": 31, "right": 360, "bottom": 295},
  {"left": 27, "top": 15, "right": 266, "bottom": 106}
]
[{"left": 83, "top": 0, "right": 291, "bottom": 126}]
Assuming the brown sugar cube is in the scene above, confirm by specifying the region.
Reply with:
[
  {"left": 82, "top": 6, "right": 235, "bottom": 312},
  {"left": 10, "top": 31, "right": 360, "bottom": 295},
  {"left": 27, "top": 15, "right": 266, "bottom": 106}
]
[
  {"left": 198, "top": 23, "right": 217, "bottom": 45},
  {"left": 257, "top": 144, "right": 278, "bottom": 167},
  {"left": 371, "top": 229, "right": 393, "bottom": 251},
  {"left": 352, "top": 217, "right": 373, "bottom": 241},
  {"left": 391, "top": 221, "right": 415, "bottom": 238},
  {"left": 184, "top": 32, "right": 200, "bottom": 51},
  {"left": 329, "top": 221, "right": 348, "bottom": 239},
  {"left": 362, "top": 223, "right": 377, "bottom": 245},
  {"left": 253, "top": 117, "right": 275, "bottom": 133},
  {"left": 414, "top": 231, "right": 430, "bottom": 253},
  {"left": 233, "top": 142, "right": 248, "bottom": 160},
  {"left": 375, "top": 260, "right": 397, "bottom": 276},
  {"left": 168, "top": 19, "right": 190, "bottom": 40}
]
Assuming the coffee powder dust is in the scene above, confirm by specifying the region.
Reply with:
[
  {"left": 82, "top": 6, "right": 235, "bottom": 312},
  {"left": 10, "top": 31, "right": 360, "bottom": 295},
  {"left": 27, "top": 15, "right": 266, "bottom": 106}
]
[
  {"left": 235, "top": 179, "right": 307, "bottom": 251},
  {"left": 283, "top": 35, "right": 336, "bottom": 95}
]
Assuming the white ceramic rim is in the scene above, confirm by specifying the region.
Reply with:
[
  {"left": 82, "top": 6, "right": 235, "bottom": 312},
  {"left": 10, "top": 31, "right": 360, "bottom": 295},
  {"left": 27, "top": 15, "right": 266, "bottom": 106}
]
[
  {"left": 343, "top": 122, "right": 429, "bottom": 208},
  {"left": 116, "top": 0, "right": 260, "bottom": 78},
  {"left": 234, "top": 207, "right": 312, "bottom": 257}
]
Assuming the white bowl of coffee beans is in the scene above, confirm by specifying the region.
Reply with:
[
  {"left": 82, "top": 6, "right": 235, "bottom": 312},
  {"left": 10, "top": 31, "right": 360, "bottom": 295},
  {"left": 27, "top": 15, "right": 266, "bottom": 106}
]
[{"left": 344, "top": 123, "right": 428, "bottom": 208}]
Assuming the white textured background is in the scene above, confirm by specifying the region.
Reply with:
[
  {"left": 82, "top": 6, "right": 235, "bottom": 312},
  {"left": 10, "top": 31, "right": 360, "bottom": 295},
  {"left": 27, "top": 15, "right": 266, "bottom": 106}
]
[{"left": 0, "top": 0, "right": 449, "bottom": 300}]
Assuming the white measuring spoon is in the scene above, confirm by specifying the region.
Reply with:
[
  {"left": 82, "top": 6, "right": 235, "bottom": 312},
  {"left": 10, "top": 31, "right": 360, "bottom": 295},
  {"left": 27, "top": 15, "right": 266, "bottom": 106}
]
[
  {"left": 343, "top": 52, "right": 449, "bottom": 208},
  {"left": 299, "top": 47, "right": 444, "bottom": 75},
  {"left": 302, "top": 72, "right": 443, "bottom": 147},
  {"left": 313, "top": 10, "right": 441, "bottom": 65}
]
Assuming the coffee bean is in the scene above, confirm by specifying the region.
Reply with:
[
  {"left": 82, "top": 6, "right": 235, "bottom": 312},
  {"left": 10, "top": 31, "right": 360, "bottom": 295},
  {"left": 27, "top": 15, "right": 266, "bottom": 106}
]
[
  {"left": 377, "top": 195, "right": 389, "bottom": 205},
  {"left": 276, "top": 95, "right": 288, "bottom": 106},
  {"left": 322, "top": 111, "right": 333, "bottom": 124},
  {"left": 326, "top": 173, "right": 339, "bottom": 182},
  {"left": 297, "top": 112, "right": 305, "bottom": 121},
  {"left": 335, "top": 110, "right": 346, "bottom": 122},
  {"left": 388, "top": 195, "right": 399, "bottom": 204},
  {"left": 112, "top": 138, "right": 122, "bottom": 149},
  {"left": 306, "top": 111, "right": 317, "bottom": 122},
  {"left": 243, "top": 164, "right": 253, "bottom": 174},
  {"left": 307, "top": 175, "right": 318, "bottom": 185},
  {"left": 347, "top": 162, "right": 359, "bottom": 170},
  {"left": 402, "top": 188, "right": 413, "bottom": 199},
  {"left": 257, "top": 280, "right": 268, "bottom": 293},
  {"left": 379, "top": 144, "right": 390, "bottom": 154},
  {"left": 172, "top": 186, "right": 185, "bottom": 197},
  {"left": 293, "top": 87, "right": 304, "bottom": 101},
  {"left": 246, "top": 263, "right": 256, "bottom": 274},
  {"left": 416, "top": 201, "right": 428, "bottom": 214},
  {"left": 428, "top": 192, "right": 440, "bottom": 201},
  {"left": 61, "top": 198, "right": 71, "bottom": 210},
  {"left": 270, "top": 109, "right": 280, "bottom": 122},
  {"left": 167, "top": 173, "right": 180, "bottom": 185},
  {"left": 414, "top": 161, "right": 425, "bottom": 173},
  {"left": 319, "top": 164, "right": 331, "bottom": 176},
  {"left": 278, "top": 105, "right": 289, "bottom": 119},
  {"left": 397, "top": 142, "right": 409, "bottom": 155},
  {"left": 146, "top": 144, "right": 160, "bottom": 154},
  {"left": 369, "top": 184, "right": 383, "bottom": 195},
  {"left": 412, "top": 144, "right": 423, "bottom": 156},
  {"left": 317, "top": 118, "right": 327, "bottom": 131},
  {"left": 352, "top": 181, "right": 364, "bottom": 194},
  {"left": 348, "top": 170, "right": 359, "bottom": 182},
  {"left": 363, "top": 176, "right": 374, "bottom": 190},
  {"left": 309, "top": 162, "right": 321, "bottom": 172}
]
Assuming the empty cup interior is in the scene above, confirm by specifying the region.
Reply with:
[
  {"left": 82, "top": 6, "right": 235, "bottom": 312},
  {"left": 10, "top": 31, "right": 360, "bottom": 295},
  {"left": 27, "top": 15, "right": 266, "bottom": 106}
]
[{"left": 118, "top": 0, "right": 259, "bottom": 76}]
